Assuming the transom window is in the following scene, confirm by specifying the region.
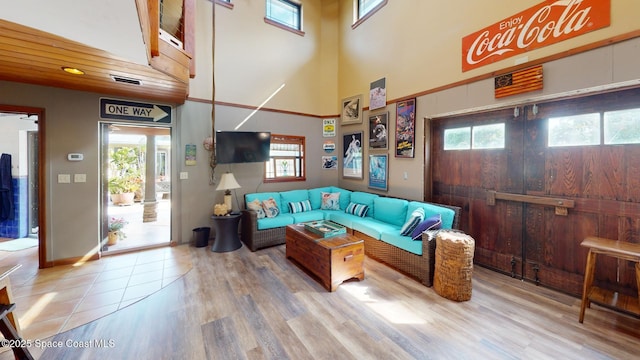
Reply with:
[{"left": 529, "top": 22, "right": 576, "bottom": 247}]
[
  {"left": 264, "top": 134, "right": 306, "bottom": 182},
  {"left": 265, "top": 0, "right": 301, "bottom": 31},
  {"left": 444, "top": 123, "right": 505, "bottom": 150}
]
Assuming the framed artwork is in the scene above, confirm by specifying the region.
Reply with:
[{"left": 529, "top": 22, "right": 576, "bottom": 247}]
[
  {"left": 368, "top": 112, "right": 388, "bottom": 150},
  {"left": 185, "top": 144, "right": 196, "bottom": 165},
  {"left": 342, "top": 131, "right": 363, "bottom": 179},
  {"left": 369, "top": 77, "right": 387, "bottom": 110},
  {"left": 322, "top": 155, "right": 337, "bottom": 170},
  {"left": 395, "top": 98, "right": 416, "bottom": 158},
  {"left": 323, "top": 118, "right": 336, "bottom": 137},
  {"left": 368, "top": 154, "right": 388, "bottom": 191},
  {"left": 341, "top": 95, "right": 363, "bottom": 125}
]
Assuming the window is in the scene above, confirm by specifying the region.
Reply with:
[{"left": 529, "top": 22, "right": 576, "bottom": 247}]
[
  {"left": 548, "top": 113, "right": 600, "bottom": 147},
  {"left": 353, "top": 0, "right": 387, "bottom": 27},
  {"left": 444, "top": 127, "right": 471, "bottom": 150},
  {"left": 264, "top": 134, "right": 305, "bottom": 182},
  {"left": 604, "top": 108, "right": 640, "bottom": 145},
  {"left": 215, "top": 0, "right": 233, "bottom": 9},
  {"left": 265, "top": 0, "right": 301, "bottom": 32},
  {"left": 472, "top": 123, "right": 505, "bottom": 149},
  {"left": 444, "top": 124, "right": 506, "bottom": 150}
]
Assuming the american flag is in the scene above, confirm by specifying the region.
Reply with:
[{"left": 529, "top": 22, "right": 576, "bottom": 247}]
[{"left": 494, "top": 65, "right": 543, "bottom": 98}]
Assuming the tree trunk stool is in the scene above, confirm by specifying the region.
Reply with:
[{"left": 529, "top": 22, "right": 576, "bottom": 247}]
[{"left": 433, "top": 231, "right": 475, "bottom": 301}]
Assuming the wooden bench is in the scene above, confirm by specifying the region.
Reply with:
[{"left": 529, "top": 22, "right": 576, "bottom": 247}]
[{"left": 579, "top": 237, "right": 640, "bottom": 323}]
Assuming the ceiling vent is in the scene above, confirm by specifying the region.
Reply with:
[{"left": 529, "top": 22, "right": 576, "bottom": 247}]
[{"left": 110, "top": 75, "right": 142, "bottom": 86}]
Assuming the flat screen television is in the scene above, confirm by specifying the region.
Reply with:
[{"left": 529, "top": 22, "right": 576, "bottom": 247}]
[{"left": 215, "top": 131, "right": 271, "bottom": 164}]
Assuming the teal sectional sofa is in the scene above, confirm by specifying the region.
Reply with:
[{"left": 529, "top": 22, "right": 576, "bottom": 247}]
[{"left": 240, "top": 186, "right": 461, "bottom": 286}]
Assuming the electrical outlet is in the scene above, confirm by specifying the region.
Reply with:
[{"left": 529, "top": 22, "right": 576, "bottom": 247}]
[
  {"left": 74, "top": 174, "right": 86, "bottom": 183},
  {"left": 180, "top": 172, "right": 188, "bottom": 180}
]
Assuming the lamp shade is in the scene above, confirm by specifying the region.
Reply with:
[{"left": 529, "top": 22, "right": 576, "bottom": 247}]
[{"left": 216, "top": 173, "right": 241, "bottom": 191}]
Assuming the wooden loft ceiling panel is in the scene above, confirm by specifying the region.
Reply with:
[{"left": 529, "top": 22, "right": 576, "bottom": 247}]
[{"left": 0, "top": 19, "right": 189, "bottom": 104}]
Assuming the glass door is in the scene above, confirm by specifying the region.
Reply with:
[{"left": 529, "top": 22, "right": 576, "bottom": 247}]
[{"left": 100, "top": 123, "right": 172, "bottom": 253}]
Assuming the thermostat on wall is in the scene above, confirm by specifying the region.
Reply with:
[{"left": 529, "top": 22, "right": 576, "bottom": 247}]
[{"left": 67, "top": 153, "right": 84, "bottom": 161}]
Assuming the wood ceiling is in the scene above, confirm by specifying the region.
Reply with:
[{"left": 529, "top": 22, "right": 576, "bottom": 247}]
[{"left": 0, "top": 19, "right": 189, "bottom": 104}]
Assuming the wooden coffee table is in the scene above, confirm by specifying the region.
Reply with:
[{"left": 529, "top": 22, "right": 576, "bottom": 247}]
[{"left": 286, "top": 223, "right": 365, "bottom": 292}]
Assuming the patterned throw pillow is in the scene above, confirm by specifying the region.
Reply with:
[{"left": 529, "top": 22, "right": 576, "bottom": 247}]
[
  {"left": 289, "top": 199, "right": 312, "bottom": 213},
  {"left": 262, "top": 198, "right": 280, "bottom": 218},
  {"left": 246, "top": 199, "right": 266, "bottom": 219},
  {"left": 400, "top": 208, "right": 425, "bottom": 236},
  {"left": 411, "top": 214, "right": 442, "bottom": 240},
  {"left": 345, "top": 202, "right": 369, "bottom": 217},
  {"left": 321, "top": 192, "right": 341, "bottom": 210}
]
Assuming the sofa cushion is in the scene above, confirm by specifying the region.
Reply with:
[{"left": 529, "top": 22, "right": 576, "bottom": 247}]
[
  {"left": 321, "top": 192, "right": 341, "bottom": 210},
  {"left": 308, "top": 187, "right": 332, "bottom": 209},
  {"left": 326, "top": 211, "right": 360, "bottom": 228},
  {"left": 289, "top": 199, "right": 312, "bottom": 213},
  {"left": 256, "top": 215, "right": 295, "bottom": 230},
  {"left": 407, "top": 201, "right": 456, "bottom": 229},
  {"left": 352, "top": 218, "right": 397, "bottom": 240},
  {"left": 381, "top": 232, "right": 423, "bottom": 255},
  {"left": 400, "top": 207, "right": 425, "bottom": 236},
  {"left": 291, "top": 210, "right": 325, "bottom": 223},
  {"left": 373, "top": 197, "right": 409, "bottom": 227},
  {"left": 329, "top": 187, "right": 352, "bottom": 210},
  {"left": 350, "top": 192, "right": 379, "bottom": 217},
  {"left": 262, "top": 198, "right": 280, "bottom": 218},
  {"left": 411, "top": 214, "right": 442, "bottom": 240},
  {"left": 346, "top": 202, "right": 369, "bottom": 217},
  {"left": 280, "top": 189, "right": 310, "bottom": 214},
  {"left": 246, "top": 199, "right": 266, "bottom": 219},
  {"left": 246, "top": 192, "right": 282, "bottom": 211}
]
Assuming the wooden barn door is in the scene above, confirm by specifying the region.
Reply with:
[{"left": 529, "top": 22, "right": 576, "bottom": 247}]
[{"left": 431, "top": 87, "right": 640, "bottom": 297}]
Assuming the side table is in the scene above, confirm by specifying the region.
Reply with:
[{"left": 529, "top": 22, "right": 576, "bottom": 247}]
[{"left": 211, "top": 213, "right": 242, "bottom": 252}]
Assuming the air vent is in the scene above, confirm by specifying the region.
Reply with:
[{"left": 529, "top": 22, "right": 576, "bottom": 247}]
[{"left": 110, "top": 75, "right": 142, "bottom": 86}]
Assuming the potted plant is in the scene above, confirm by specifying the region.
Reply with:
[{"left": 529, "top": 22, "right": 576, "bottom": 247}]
[
  {"left": 108, "top": 147, "right": 143, "bottom": 205},
  {"left": 107, "top": 217, "right": 128, "bottom": 245}
]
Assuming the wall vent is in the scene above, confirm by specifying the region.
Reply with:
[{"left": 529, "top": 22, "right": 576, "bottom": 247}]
[{"left": 110, "top": 75, "right": 142, "bottom": 86}]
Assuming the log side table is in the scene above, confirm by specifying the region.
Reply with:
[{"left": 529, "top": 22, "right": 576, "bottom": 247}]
[{"left": 210, "top": 213, "right": 242, "bottom": 252}]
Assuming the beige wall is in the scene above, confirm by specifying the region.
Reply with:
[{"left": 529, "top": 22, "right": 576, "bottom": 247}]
[{"left": 194, "top": 0, "right": 339, "bottom": 116}]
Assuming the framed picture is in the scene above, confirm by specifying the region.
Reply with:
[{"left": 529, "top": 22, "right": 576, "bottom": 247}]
[
  {"left": 322, "top": 155, "right": 337, "bottom": 170},
  {"left": 368, "top": 154, "right": 388, "bottom": 191},
  {"left": 369, "top": 77, "right": 387, "bottom": 111},
  {"left": 368, "top": 112, "right": 388, "bottom": 150},
  {"left": 395, "top": 98, "right": 416, "bottom": 158},
  {"left": 342, "top": 131, "right": 363, "bottom": 179},
  {"left": 341, "top": 95, "right": 363, "bottom": 125}
]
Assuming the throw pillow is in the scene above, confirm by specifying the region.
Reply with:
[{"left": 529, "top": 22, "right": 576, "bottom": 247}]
[
  {"left": 246, "top": 199, "right": 266, "bottom": 219},
  {"left": 400, "top": 208, "right": 425, "bottom": 236},
  {"left": 345, "top": 202, "right": 369, "bottom": 217},
  {"left": 289, "top": 199, "right": 312, "bottom": 213},
  {"left": 411, "top": 214, "right": 442, "bottom": 240},
  {"left": 321, "top": 192, "right": 341, "bottom": 210},
  {"left": 262, "top": 197, "right": 280, "bottom": 218}
]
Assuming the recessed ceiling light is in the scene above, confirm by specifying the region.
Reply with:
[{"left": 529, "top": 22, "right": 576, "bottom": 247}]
[{"left": 62, "top": 67, "right": 85, "bottom": 75}]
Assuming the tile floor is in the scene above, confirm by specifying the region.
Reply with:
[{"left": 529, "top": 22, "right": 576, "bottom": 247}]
[{"left": 0, "top": 244, "right": 192, "bottom": 347}]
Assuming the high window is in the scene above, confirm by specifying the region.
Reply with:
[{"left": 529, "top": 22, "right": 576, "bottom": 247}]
[
  {"left": 265, "top": 0, "right": 302, "bottom": 32},
  {"left": 354, "top": 0, "right": 387, "bottom": 27},
  {"left": 264, "top": 134, "right": 306, "bottom": 182}
]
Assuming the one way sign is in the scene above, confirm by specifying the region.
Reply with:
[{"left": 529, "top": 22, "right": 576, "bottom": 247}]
[{"left": 99, "top": 98, "right": 172, "bottom": 123}]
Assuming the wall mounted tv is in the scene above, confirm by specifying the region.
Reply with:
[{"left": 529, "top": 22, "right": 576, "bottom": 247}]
[{"left": 215, "top": 131, "right": 271, "bottom": 164}]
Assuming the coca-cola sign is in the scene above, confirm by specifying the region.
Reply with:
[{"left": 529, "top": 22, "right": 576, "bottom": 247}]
[{"left": 462, "top": 0, "right": 610, "bottom": 72}]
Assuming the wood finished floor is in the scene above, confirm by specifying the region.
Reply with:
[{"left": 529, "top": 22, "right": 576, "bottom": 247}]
[{"left": 5, "top": 243, "right": 640, "bottom": 359}]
